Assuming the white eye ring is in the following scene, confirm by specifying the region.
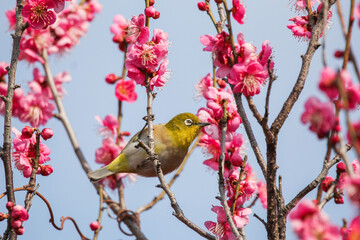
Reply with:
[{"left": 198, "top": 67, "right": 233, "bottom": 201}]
[{"left": 184, "top": 119, "right": 192, "bottom": 126}]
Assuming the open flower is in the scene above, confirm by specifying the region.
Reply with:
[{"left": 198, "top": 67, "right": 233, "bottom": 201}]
[
  {"left": 115, "top": 79, "right": 138, "bottom": 102},
  {"left": 22, "top": 0, "right": 57, "bottom": 30}
]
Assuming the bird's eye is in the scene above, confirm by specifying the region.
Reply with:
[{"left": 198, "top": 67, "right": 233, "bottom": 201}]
[{"left": 184, "top": 119, "right": 192, "bottom": 126}]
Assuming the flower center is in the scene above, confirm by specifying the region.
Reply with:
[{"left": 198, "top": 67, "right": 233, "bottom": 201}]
[
  {"left": 140, "top": 46, "right": 156, "bottom": 66},
  {"left": 244, "top": 74, "right": 256, "bottom": 88}
]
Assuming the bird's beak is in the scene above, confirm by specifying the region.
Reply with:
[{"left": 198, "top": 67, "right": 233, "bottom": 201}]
[{"left": 195, "top": 122, "right": 211, "bottom": 127}]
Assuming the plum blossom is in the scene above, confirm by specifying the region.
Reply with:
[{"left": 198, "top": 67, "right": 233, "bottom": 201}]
[
  {"left": 205, "top": 206, "right": 252, "bottom": 240},
  {"left": 95, "top": 137, "right": 122, "bottom": 165},
  {"left": 126, "top": 14, "right": 149, "bottom": 44},
  {"left": 53, "top": 0, "right": 71, "bottom": 13},
  {"left": 232, "top": 0, "right": 245, "bottom": 24},
  {"left": 338, "top": 159, "right": 360, "bottom": 206},
  {"left": 345, "top": 216, "right": 360, "bottom": 240},
  {"left": 291, "top": 0, "right": 320, "bottom": 12},
  {"left": 0, "top": 62, "right": 9, "bottom": 80},
  {"left": 0, "top": 83, "right": 25, "bottom": 118},
  {"left": 289, "top": 200, "right": 341, "bottom": 240},
  {"left": 111, "top": 14, "right": 129, "bottom": 51},
  {"left": 18, "top": 93, "right": 55, "bottom": 127},
  {"left": 22, "top": 0, "right": 57, "bottom": 30},
  {"left": 12, "top": 127, "right": 51, "bottom": 178},
  {"left": 94, "top": 114, "right": 119, "bottom": 137},
  {"left": 115, "top": 79, "right": 138, "bottom": 102},
  {"left": 319, "top": 67, "right": 352, "bottom": 101},
  {"left": 257, "top": 181, "right": 267, "bottom": 209},
  {"left": 6, "top": 8, "right": 16, "bottom": 30},
  {"left": 300, "top": 96, "right": 335, "bottom": 138}
]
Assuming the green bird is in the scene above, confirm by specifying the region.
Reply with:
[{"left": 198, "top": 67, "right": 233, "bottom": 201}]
[{"left": 88, "top": 113, "right": 210, "bottom": 181}]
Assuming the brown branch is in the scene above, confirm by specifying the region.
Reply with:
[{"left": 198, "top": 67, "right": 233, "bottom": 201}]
[
  {"left": 0, "top": 187, "right": 89, "bottom": 240},
  {"left": 341, "top": 0, "right": 355, "bottom": 70},
  {"left": 270, "top": 0, "right": 336, "bottom": 136},
  {"left": 1, "top": 1, "right": 28, "bottom": 239},
  {"left": 93, "top": 185, "right": 104, "bottom": 240},
  {"left": 40, "top": 50, "right": 147, "bottom": 239},
  {"left": 264, "top": 58, "right": 276, "bottom": 124},
  {"left": 136, "top": 134, "right": 201, "bottom": 214},
  {"left": 254, "top": 213, "right": 267, "bottom": 228},
  {"left": 282, "top": 144, "right": 351, "bottom": 215}
]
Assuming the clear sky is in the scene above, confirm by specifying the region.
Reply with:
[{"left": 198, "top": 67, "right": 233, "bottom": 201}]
[{"left": 0, "top": 0, "right": 359, "bottom": 239}]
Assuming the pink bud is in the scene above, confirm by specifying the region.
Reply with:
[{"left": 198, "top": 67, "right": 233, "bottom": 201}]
[
  {"left": 15, "top": 226, "right": 25, "bottom": 235},
  {"left": 214, "top": 0, "right": 223, "bottom": 3},
  {"left": 321, "top": 176, "right": 334, "bottom": 192},
  {"left": 336, "top": 162, "right": 346, "bottom": 174},
  {"left": 149, "top": 0, "right": 155, "bottom": 6},
  {"left": 11, "top": 205, "right": 29, "bottom": 221},
  {"left": 105, "top": 73, "right": 120, "bottom": 84},
  {"left": 41, "top": 128, "right": 53, "bottom": 140},
  {"left": 40, "top": 165, "right": 53, "bottom": 176},
  {"left": 333, "top": 124, "right": 341, "bottom": 132},
  {"left": 6, "top": 201, "right": 14, "bottom": 210},
  {"left": 11, "top": 219, "right": 22, "bottom": 228},
  {"left": 197, "top": 2, "right": 209, "bottom": 11},
  {"left": 153, "top": 11, "right": 160, "bottom": 19},
  {"left": 21, "top": 126, "right": 35, "bottom": 138},
  {"left": 90, "top": 221, "right": 100, "bottom": 231},
  {"left": 120, "top": 131, "right": 131, "bottom": 136},
  {"left": 145, "top": 6, "right": 156, "bottom": 18},
  {"left": 217, "top": 79, "right": 227, "bottom": 89},
  {"left": 331, "top": 135, "right": 340, "bottom": 144}
]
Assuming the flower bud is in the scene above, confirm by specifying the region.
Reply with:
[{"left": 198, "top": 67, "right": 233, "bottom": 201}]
[
  {"left": 0, "top": 212, "right": 6, "bottom": 221},
  {"left": 153, "top": 11, "right": 160, "bottom": 19},
  {"left": 334, "top": 51, "right": 344, "bottom": 58},
  {"left": 15, "top": 226, "right": 25, "bottom": 235},
  {"left": 40, "top": 165, "right": 53, "bottom": 176},
  {"left": 197, "top": 2, "right": 209, "bottom": 11},
  {"left": 21, "top": 126, "right": 35, "bottom": 138},
  {"left": 217, "top": 79, "right": 227, "bottom": 89},
  {"left": 334, "top": 194, "right": 344, "bottom": 204},
  {"left": 215, "top": 0, "right": 223, "bottom": 3},
  {"left": 145, "top": 6, "right": 156, "bottom": 18},
  {"left": 330, "top": 135, "right": 340, "bottom": 144},
  {"left": 149, "top": 0, "right": 155, "bottom": 6},
  {"left": 90, "top": 221, "right": 100, "bottom": 231},
  {"left": 6, "top": 201, "right": 14, "bottom": 210},
  {"left": 105, "top": 73, "right": 120, "bottom": 84},
  {"left": 41, "top": 128, "right": 53, "bottom": 140},
  {"left": 120, "top": 131, "right": 131, "bottom": 137},
  {"left": 321, "top": 176, "right": 334, "bottom": 192},
  {"left": 11, "top": 205, "right": 29, "bottom": 221},
  {"left": 336, "top": 162, "right": 346, "bottom": 174},
  {"left": 11, "top": 219, "right": 22, "bottom": 228},
  {"left": 333, "top": 124, "right": 341, "bottom": 132}
]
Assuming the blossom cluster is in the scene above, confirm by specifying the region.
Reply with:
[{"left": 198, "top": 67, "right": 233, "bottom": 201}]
[
  {"left": 2, "top": 202, "right": 30, "bottom": 235},
  {"left": 94, "top": 114, "right": 136, "bottom": 189},
  {"left": 2, "top": 0, "right": 101, "bottom": 127},
  {"left": 196, "top": 74, "right": 267, "bottom": 240},
  {"left": 11, "top": 126, "right": 53, "bottom": 177},
  {"left": 200, "top": 32, "right": 273, "bottom": 96},
  {"left": 287, "top": 0, "right": 332, "bottom": 41}
]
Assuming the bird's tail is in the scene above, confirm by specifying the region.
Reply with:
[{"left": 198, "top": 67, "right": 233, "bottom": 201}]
[{"left": 88, "top": 166, "right": 114, "bottom": 182}]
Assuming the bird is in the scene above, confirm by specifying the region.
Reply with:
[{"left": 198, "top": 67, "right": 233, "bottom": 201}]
[{"left": 88, "top": 113, "right": 210, "bottom": 181}]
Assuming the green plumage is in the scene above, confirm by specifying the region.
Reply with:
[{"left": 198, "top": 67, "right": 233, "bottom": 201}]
[{"left": 87, "top": 113, "right": 209, "bottom": 181}]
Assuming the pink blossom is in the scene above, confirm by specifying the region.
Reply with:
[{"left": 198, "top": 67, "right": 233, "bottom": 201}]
[
  {"left": 53, "top": 0, "right": 71, "bottom": 13},
  {"left": 205, "top": 206, "right": 251, "bottom": 240},
  {"left": 319, "top": 67, "right": 352, "bottom": 101},
  {"left": 12, "top": 127, "right": 51, "bottom": 178},
  {"left": 145, "top": 6, "right": 156, "bottom": 18},
  {"left": 346, "top": 216, "right": 360, "bottom": 240},
  {"left": 82, "top": 0, "right": 102, "bottom": 21},
  {"left": 115, "top": 79, "right": 138, "bottom": 102},
  {"left": 148, "top": 60, "right": 170, "bottom": 90},
  {"left": 356, "top": 2, "right": 360, "bottom": 28},
  {"left": 11, "top": 205, "right": 29, "bottom": 221},
  {"left": 40, "top": 164, "right": 53, "bottom": 176},
  {"left": 232, "top": 0, "right": 245, "bottom": 24},
  {"left": 292, "top": 0, "right": 320, "bottom": 12},
  {"left": 229, "top": 59, "right": 268, "bottom": 96},
  {"left": 94, "top": 114, "right": 119, "bottom": 137},
  {"left": 22, "top": 126, "right": 35, "bottom": 138},
  {"left": 258, "top": 40, "right": 274, "bottom": 69},
  {"left": 100, "top": 172, "right": 137, "bottom": 190},
  {"left": 287, "top": 16, "right": 312, "bottom": 40},
  {"left": 300, "top": 97, "right": 335, "bottom": 138},
  {"left": 227, "top": 133, "right": 245, "bottom": 166},
  {"left": 6, "top": 8, "right": 16, "bottom": 31},
  {"left": 22, "top": 0, "right": 56, "bottom": 30},
  {"left": 289, "top": 200, "right": 341, "bottom": 240},
  {"left": 11, "top": 219, "right": 22, "bottom": 229},
  {"left": 18, "top": 93, "right": 55, "bottom": 127},
  {"left": 200, "top": 32, "right": 233, "bottom": 78},
  {"left": 111, "top": 14, "right": 129, "bottom": 51},
  {"left": 0, "top": 83, "right": 25, "bottom": 118},
  {"left": 126, "top": 14, "right": 149, "bottom": 44},
  {"left": 95, "top": 138, "right": 122, "bottom": 165},
  {"left": 348, "top": 123, "right": 360, "bottom": 151},
  {"left": 195, "top": 73, "right": 214, "bottom": 99},
  {"left": 0, "top": 62, "right": 9, "bottom": 80},
  {"left": 257, "top": 181, "right": 267, "bottom": 209},
  {"left": 345, "top": 83, "right": 360, "bottom": 110},
  {"left": 226, "top": 169, "right": 258, "bottom": 206}
]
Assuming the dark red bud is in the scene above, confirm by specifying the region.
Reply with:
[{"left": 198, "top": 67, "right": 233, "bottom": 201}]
[
  {"left": 153, "top": 11, "right": 160, "bottom": 19},
  {"left": 90, "top": 221, "right": 100, "bottom": 231},
  {"left": 334, "top": 124, "right": 341, "bottom": 132},
  {"left": 334, "top": 51, "right": 344, "bottom": 58},
  {"left": 40, "top": 165, "right": 53, "bottom": 176},
  {"left": 21, "top": 126, "right": 35, "bottom": 138},
  {"left": 149, "top": 0, "right": 155, "bottom": 6},
  {"left": 336, "top": 162, "right": 346, "bottom": 174},
  {"left": 331, "top": 135, "right": 340, "bottom": 144},
  {"left": 14, "top": 226, "right": 25, "bottom": 235},
  {"left": 334, "top": 194, "right": 344, "bottom": 204},
  {"left": 105, "top": 73, "right": 120, "bottom": 84},
  {"left": 197, "top": 2, "right": 209, "bottom": 11},
  {"left": 217, "top": 79, "right": 227, "bottom": 88},
  {"left": 215, "top": 0, "right": 223, "bottom": 3},
  {"left": 41, "top": 128, "right": 53, "bottom": 140},
  {"left": 6, "top": 201, "right": 14, "bottom": 210},
  {"left": 120, "top": 131, "right": 131, "bottom": 136},
  {"left": 321, "top": 176, "right": 334, "bottom": 192}
]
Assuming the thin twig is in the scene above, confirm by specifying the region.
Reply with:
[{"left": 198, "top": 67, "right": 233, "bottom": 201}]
[
  {"left": 341, "top": 0, "right": 355, "bottom": 70},
  {"left": 231, "top": 157, "right": 247, "bottom": 214},
  {"left": 218, "top": 100, "right": 242, "bottom": 240},
  {"left": 253, "top": 213, "right": 266, "bottom": 228},
  {"left": 93, "top": 185, "right": 104, "bottom": 240}
]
